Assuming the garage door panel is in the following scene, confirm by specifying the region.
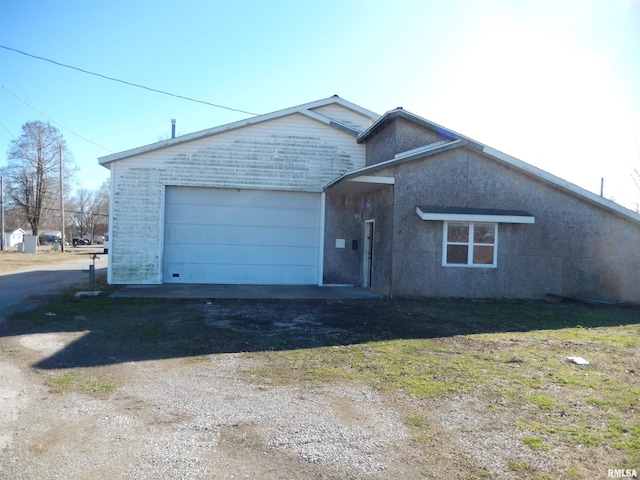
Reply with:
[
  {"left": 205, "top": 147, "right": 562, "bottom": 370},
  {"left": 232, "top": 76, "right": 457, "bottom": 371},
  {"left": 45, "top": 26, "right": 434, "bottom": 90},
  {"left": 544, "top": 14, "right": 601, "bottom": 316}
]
[
  {"left": 165, "top": 224, "right": 319, "bottom": 247},
  {"left": 163, "top": 187, "right": 321, "bottom": 284},
  {"left": 164, "top": 245, "right": 318, "bottom": 266},
  {"left": 166, "top": 188, "right": 317, "bottom": 209},
  {"left": 163, "top": 263, "right": 317, "bottom": 284},
  {"left": 166, "top": 205, "right": 320, "bottom": 229}
]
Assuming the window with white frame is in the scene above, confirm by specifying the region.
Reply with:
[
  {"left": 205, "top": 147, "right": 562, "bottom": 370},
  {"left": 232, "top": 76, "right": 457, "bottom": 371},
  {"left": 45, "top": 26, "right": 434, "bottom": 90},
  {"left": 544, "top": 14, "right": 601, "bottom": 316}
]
[{"left": 443, "top": 222, "right": 497, "bottom": 267}]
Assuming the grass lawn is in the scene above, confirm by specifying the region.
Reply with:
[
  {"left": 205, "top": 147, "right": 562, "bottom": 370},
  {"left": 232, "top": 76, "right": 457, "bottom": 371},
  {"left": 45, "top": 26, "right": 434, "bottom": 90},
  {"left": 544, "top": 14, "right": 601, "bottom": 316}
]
[
  {"left": 0, "top": 247, "right": 103, "bottom": 274},
  {"left": 1, "top": 287, "right": 638, "bottom": 479}
]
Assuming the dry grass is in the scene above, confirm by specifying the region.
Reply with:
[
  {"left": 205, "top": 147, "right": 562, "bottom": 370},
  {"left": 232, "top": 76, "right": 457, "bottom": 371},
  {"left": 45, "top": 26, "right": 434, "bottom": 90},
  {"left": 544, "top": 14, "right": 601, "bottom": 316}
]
[{"left": 0, "top": 247, "right": 103, "bottom": 274}]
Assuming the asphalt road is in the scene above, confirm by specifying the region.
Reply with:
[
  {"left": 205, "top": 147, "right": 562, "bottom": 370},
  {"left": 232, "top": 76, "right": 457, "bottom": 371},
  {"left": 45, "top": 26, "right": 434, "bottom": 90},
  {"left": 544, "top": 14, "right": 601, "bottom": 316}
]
[{"left": 0, "top": 254, "right": 108, "bottom": 322}]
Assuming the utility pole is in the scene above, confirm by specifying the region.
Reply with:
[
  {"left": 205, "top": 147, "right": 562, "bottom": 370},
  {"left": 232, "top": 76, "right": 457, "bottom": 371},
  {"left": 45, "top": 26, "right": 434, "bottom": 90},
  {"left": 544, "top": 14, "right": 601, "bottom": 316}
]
[
  {"left": 1, "top": 176, "right": 5, "bottom": 252},
  {"left": 59, "top": 145, "right": 65, "bottom": 253}
]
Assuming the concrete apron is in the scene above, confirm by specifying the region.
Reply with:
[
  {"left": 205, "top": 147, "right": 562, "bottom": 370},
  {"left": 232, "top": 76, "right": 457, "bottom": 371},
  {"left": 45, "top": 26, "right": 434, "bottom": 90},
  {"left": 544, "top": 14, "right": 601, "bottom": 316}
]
[{"left": 110, "top": 284, "right": 382, "bottom": 300}]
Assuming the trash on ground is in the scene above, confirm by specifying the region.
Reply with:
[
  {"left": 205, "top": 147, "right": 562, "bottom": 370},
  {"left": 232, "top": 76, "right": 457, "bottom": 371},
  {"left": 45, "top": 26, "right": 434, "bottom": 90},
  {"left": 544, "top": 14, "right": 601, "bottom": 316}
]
[
  {"left": 75, "top": 291, "right": 102, "bottom": 297},
  {"left": 567, "top": 356, "right": 590, "bottom": 366}
]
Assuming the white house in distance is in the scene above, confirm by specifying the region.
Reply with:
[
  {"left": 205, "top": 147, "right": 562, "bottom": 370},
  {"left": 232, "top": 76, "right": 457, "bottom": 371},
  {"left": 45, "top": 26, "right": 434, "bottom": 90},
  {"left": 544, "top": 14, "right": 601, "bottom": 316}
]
[
  {"left": 99, "top": 96, "right": 640, "bottom": 304},
  {"left": 3, "top": 228, "right": 26, "bottom": 248}
]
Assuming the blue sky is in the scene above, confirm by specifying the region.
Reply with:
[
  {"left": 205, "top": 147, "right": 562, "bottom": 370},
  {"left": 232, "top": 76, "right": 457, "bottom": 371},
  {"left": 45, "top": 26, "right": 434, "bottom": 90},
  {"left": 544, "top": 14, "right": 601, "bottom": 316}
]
[{"left": 1, "top": 0, "right": 639, "bottom": 210}]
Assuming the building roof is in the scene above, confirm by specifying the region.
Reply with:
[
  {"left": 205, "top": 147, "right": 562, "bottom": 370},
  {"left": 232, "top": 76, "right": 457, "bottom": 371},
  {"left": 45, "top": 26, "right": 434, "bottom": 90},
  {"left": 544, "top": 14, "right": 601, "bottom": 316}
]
[
  {"left": 99, "top": 96, "right": 380, "bottom": 166},
  {"left": 329, "top": 108, "right": 640, "bottom": 226},
  {"left": 357, "top": 107, "right": 464, "bottom": 144}
]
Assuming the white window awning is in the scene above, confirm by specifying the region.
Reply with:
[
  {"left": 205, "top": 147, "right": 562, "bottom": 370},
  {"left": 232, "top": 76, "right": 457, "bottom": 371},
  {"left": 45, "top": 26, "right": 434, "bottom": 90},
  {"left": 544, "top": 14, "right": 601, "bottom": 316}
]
[{"left": 416, "top": 206, "right": 535, "bottom": 224}]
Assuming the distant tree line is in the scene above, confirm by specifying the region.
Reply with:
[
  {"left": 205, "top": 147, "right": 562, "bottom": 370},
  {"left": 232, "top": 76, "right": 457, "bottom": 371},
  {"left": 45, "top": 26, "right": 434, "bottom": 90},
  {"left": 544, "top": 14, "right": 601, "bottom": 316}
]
[{"left": 1, "top": 120, "right": 109, "bottom": 245}]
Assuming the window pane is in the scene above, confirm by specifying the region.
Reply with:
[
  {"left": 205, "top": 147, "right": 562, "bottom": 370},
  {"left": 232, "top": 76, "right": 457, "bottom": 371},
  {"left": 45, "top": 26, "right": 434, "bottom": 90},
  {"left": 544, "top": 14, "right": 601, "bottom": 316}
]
[
  {"left": 447, "top": 223, "right": 469, "bottom": 243},
  {"left": 473, "top": 224, "right": 495, "bottom": 244},
  {"left": 473, "top": 246, "right": 494, "bottom": 264},
  {"left": 447, "top": 245, "right": 468, "bottom": 264}
]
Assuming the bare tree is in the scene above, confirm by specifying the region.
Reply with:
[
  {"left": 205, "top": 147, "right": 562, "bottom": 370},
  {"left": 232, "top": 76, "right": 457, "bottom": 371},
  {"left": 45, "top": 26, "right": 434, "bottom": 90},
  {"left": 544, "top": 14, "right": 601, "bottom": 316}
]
[
  {"left": 68, "top": 188, "right": 92, "bottom": 241},
  {"left": 68, "top": 181, "right": 109, "bottom": 243},
  {"left": 1, "top": 205, "right": 22, "bottom": 231},
  {"left": 2, "top": 121, "right": 76, "bottom": 237},
  {"left": 93, "top": 179, "right": 110, "bottom": 236}
]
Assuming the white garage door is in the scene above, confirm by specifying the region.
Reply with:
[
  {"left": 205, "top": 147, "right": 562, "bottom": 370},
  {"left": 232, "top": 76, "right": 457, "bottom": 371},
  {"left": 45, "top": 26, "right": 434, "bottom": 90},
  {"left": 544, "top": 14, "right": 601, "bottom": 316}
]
[{"left": 163, "top": 187, "right": 321, "bottom": 284}]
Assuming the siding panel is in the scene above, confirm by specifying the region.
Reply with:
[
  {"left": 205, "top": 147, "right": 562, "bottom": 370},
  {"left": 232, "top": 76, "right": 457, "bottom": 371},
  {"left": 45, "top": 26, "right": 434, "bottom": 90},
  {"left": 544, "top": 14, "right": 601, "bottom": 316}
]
[{"left": 311, "top": 104, "right": 375, "bottom": 132}]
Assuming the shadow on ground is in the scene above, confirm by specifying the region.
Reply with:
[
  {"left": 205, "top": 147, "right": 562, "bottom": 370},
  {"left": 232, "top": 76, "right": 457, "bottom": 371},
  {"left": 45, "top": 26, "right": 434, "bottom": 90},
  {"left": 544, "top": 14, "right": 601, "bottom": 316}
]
[{"left": 1, "top": 291, "right": 638, "bottom": 370}]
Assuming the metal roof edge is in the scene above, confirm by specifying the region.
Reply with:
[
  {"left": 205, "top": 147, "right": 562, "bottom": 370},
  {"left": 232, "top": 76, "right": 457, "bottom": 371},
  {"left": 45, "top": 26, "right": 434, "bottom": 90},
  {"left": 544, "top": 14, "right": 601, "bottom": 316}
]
[
  {"left": 357, "top": 108, "right": 479, "bottom": 146},
  {"left": 324, "top": 139, "right": 462, "bottom": 191},
  {"left": 483, "top": 146, "right": 640, "bottom": 225},
  {"left": 98, "top": 96, "right": 378, "bottom": 165},
  {"left": 355, "top": 106, "right": 640, "bottom": 225}
]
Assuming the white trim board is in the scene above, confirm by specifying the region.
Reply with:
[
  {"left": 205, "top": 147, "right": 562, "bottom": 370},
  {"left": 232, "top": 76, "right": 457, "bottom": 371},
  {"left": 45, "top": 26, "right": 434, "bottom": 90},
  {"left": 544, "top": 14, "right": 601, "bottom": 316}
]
[{"left": 416, "top": 206, "right": 535, "bottom": 224}]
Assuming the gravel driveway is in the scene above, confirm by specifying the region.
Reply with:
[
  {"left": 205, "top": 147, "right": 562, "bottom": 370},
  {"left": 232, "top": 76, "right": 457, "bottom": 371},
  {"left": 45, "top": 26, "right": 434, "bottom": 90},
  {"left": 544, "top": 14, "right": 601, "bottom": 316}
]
[{"left": 1, "top": 328, "right": 412, "bottom": 479}]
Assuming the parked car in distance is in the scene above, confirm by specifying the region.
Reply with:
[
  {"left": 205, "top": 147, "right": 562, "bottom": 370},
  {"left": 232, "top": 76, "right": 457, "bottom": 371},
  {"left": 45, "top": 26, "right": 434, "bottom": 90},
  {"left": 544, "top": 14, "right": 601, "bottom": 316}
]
[
  {"left": 72, "top": 238, "right": 90, "bottom": 246},
  {"left": 41, "top": 235, "right": 61, "bottom": 244}
]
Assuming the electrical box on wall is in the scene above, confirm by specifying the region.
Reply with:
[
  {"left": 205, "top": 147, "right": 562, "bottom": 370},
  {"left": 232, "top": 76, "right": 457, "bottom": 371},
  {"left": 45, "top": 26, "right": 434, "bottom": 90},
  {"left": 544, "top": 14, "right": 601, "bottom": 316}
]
[{"left": 352, "top": 240, "right": 358, "bottom": 250}]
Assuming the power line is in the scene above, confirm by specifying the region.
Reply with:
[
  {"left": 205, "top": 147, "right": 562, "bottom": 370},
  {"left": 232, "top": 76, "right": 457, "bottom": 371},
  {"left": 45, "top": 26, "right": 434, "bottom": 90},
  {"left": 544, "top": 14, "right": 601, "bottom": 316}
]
[
  {"left": 0, "top": 119, "right": 15, "bottom": 138},
  {"left": 0, "top": 45, "right": 260, "bottom": 116},
  {"left": 0, "top": 83, "right": 114, "bottom": 152}
]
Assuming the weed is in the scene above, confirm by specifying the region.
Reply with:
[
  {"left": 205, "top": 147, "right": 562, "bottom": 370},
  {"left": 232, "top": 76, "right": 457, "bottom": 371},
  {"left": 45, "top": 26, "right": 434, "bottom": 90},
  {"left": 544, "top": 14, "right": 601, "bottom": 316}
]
[
  {"left": 411, "top": 433, "right": 430, "bottom": 445},
  {"left": 184, "top": 355, "right": 210, "bottom": 364},
  {"left": 565, "top": 466, "right": 581, "bottom": 479},
  {"left": 520, "top": 421, "right": 558, "bottom": 434},
  {"left": 528, "top": 393, "right": 555, "bottom": 410},
  {"left": 45, "top": 370, "right": 116, "bottom": 395},
  {"left": 523, "top": 436, "right": 550, "bottom": 451},
  {"left": 404, "top": 413, "right": 428, "bottom": 428},
  {"left": 585, "top": 397, "right": 606, "bottom": 408},
  {"left": 459, "top": 467, "right": 491, "bottom": 479},
  {"left": 507, "top": 460, "right": 537, "bottom": 473},
  {"left": 0, "top": 343, "right": 18, "bottom": 354}
]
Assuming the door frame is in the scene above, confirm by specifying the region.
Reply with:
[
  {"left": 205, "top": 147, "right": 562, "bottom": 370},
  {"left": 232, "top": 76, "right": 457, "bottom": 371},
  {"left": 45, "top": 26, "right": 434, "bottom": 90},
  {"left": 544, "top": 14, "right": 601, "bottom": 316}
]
[{"left": 362, "top": 220, "right": 375, "bottom": 288}]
